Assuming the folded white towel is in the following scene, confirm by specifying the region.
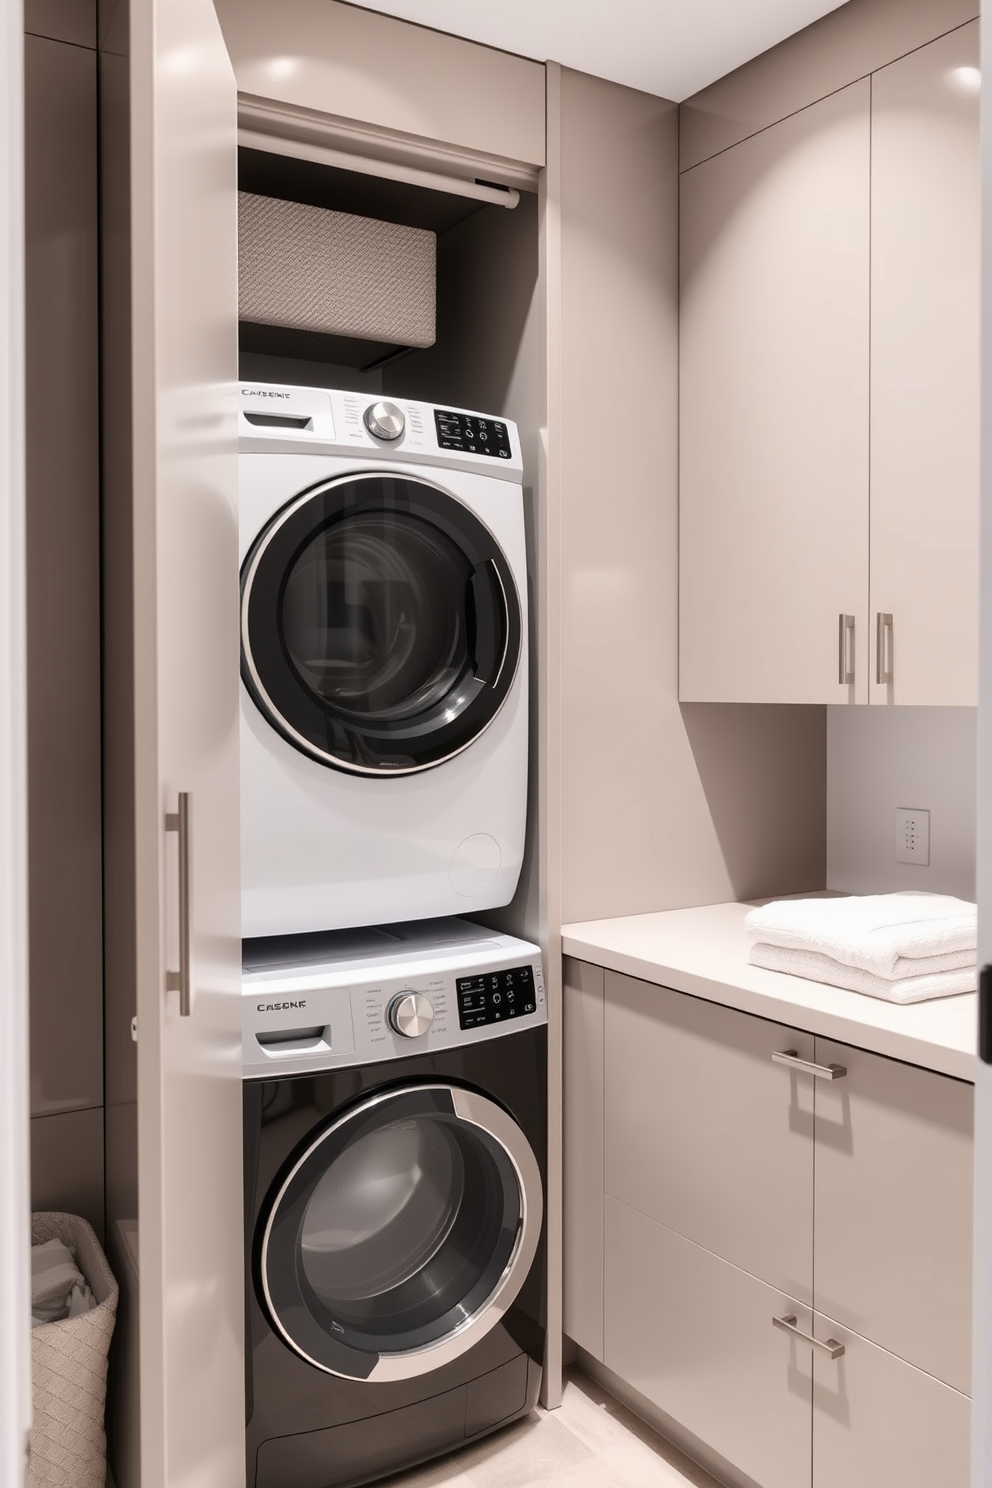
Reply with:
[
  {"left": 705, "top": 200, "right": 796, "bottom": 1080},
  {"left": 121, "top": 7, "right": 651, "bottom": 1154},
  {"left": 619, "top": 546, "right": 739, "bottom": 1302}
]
[
  {"left": 31, "top": 1237, "right": 96, "bottom": 1327},
  {"left": 743, "top": 893, "right": 976, "bottom": 978},
  {"left": 749, "top": 941, "right": 975, "bottom": 1004}
]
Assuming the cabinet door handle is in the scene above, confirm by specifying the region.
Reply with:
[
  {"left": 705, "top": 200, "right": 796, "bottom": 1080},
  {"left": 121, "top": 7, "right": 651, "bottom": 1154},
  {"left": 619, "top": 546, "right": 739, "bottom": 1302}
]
[
  {"left": 837, "top": 613, "right": 855, "bottom": 684},
  {"left": 772, "top": 1314, "right": 845, "bottom": 1359},
  {"left": 165, "top": 792, "right": 191, "bottom": 1017},
  {"left": 876, "top": 611, "right": 893, "bottom": 684},
  {"left": 771, "top": 1049, "right": 847, "bottom": 1080}
]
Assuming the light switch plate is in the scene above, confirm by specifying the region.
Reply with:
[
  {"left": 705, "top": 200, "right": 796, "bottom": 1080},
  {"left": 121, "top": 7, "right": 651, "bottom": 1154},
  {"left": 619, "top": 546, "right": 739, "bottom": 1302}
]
[{"left": 896, "top": 807, "right": 930, "bottom": 866}]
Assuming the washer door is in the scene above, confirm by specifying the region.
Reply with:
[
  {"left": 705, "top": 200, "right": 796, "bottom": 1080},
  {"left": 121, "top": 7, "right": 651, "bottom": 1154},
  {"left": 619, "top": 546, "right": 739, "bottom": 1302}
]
[
  {"left": 241, "top": 472, "right": 522, "bottom": 775},
  {"left": 257, "top": 1084, "right": 543, "bottom": 1382}
]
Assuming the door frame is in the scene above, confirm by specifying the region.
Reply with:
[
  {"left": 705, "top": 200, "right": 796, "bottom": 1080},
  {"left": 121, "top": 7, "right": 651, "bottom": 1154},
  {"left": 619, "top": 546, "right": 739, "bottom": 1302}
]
[
  {"left": 0, "top": 0, "right": 32, "bottom": 1481},
  {"left": 974, "top": 12, "right": 992, "bottom": 1488}
]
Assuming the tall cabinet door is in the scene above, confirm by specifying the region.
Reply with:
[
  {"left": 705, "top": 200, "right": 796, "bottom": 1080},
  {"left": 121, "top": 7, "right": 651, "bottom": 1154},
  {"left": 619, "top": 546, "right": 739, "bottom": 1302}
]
[
  {"left": 680, "top": 81, "right": 870, "bottom": 704},
  {"left": 129, "top": 2, "right": 243, "bottom": 1485},
  {"left": 868, "top": 22, "right": 979, "bottom": 705}
]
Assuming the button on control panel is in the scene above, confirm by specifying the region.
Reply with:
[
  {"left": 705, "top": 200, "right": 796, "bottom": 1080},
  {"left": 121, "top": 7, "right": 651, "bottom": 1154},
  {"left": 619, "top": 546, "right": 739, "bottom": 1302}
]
[
  {"left": 434, "top": 409, "right": 512, "bottom": 459},
  {"left": 456, "top": 964, "right": 537, "bottom": 1030}
]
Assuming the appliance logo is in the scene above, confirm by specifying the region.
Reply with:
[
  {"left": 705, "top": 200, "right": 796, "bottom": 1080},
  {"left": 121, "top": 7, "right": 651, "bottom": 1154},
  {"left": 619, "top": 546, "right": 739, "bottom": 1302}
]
[
  {"left": 241, "top": 388, "right": 291, "bottom": 399},
  {"left": 257, "top": 1000, "right": 307, "bottom": 1012}
]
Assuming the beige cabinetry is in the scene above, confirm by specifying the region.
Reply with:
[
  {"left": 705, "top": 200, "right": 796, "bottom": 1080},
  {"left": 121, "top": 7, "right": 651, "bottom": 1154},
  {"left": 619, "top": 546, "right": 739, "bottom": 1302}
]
[
  {"left": 813, "top": 1036, "right": 973, "bottom": 1395},
  {"left": 868, "top": 22, "right": 979, "bottom": 705},
  {"left": 605, "top": 1198, "right": 812, "bottom": 1488},
  {"left": 563, "top": 958, "right": 606, "bottom": 1359},
  {"left": 603, "top": 971, "right": 813, "bottom": 1300},
  {"left": 812, "top": 1318, "right": 971, "bottom": 1488},
  {"left": 679, "top": 82, "right": 870, "bottom": 705},
  {"left": 564, "top": 962, "right": 973, "bottom": 1488},
  {"left": 680, "top": 23, "right": 979, "bottom": 706}
]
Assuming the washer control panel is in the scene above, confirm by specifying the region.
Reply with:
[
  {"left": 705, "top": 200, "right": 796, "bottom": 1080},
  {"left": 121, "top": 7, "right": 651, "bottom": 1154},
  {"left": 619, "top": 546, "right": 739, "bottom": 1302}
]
[
  {"left": 456, "top": 964, "right": 537, "bottom": 1029},
  {"left": 242, "top": 930, "right": 545, "bottom": 1079}
]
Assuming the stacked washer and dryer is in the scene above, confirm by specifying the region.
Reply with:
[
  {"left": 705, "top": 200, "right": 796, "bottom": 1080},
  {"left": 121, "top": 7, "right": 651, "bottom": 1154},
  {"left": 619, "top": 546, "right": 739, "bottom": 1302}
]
[{"left": 238, "top": 382, "right": 547, "bottom": 1488}]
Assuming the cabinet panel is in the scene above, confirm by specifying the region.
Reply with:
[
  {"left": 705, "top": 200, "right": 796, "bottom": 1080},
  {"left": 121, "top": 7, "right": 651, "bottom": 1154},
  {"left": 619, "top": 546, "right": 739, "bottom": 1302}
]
[
  {"left": 868, "top": 23, "right": 979, "bottom": 705},
  {"left": 563, "top": 957, "right": 605, "bottom": 1360},
  {"left": 604, "top": 971, "right": 813, "bottom": 1299},
  {"left": 813, "top": 1315, "right": 970, "bottom": 1488},
  {"left": 214, "top": 0, "right": 546, "bottom": 169},
  {"left": 605, "top": 1196, "right": 811, "bottom": 1488},
  {"left": 814, "top": 1039, "right": 973, "bottom": 1393},
  {"left": 680, "top": 81, "right": 870, "bottom": 704}
]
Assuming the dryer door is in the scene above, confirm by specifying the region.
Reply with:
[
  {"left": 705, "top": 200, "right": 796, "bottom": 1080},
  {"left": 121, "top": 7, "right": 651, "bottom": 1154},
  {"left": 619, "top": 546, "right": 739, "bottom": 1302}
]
[
  {"left": 240, "top": 471, "right": 522, "bottom": 775},
  {"left": 256, "top": 1083, "right": 543, "bottom": 1382}
]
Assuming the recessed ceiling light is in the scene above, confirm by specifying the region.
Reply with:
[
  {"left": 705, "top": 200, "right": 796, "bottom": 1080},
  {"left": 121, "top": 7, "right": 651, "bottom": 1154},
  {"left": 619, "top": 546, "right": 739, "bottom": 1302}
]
[
  {"left": 268, "top": 57, "right": 301, "bottom": 80},
  {"left": 949, "top": 65, "right": 981, "bottom": 95}
]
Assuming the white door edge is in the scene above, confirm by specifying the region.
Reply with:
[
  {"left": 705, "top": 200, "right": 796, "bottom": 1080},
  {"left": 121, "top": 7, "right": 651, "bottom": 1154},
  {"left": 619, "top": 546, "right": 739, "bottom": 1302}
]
[{"left": 0, "top": 1, "right": 32, "bottom": 1482}]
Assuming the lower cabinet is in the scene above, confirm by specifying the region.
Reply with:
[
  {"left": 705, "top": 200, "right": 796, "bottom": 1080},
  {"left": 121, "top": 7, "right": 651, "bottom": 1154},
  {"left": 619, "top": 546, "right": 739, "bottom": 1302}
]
[
  {"left": 564, "top": 960, "right": 974, "bottom": 1488},
  {"left": 812, "top": 1316, "right": 970, "bottom": 1488},
  {"left": 813, "top": 1036, "right": 973, "bottom": 1395},
  {"left": 605, "top": 1197, "right": 811, "bottom": 1488}
]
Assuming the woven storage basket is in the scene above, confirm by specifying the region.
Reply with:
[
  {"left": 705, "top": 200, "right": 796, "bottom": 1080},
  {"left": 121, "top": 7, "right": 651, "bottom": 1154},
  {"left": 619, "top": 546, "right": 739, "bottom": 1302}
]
[
  {"left": 238, "top": 190, "right": 436, "bottom": 348},
  {"left": 30, "top": 1212, "right": 119, "bottom": 1488}
]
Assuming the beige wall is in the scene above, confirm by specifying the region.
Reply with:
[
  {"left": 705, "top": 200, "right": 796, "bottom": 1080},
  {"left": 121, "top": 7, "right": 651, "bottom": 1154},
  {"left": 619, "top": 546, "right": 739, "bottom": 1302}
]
[
  {"left": 555, "top": 67, "right": 825, "bottom": 927},
  {"left": 681, "top": 0, "right": 979, "bottom": 171},
  {"left": 25, "top": 18, "right": 104, "bottom": 1227},
  {"left": 827, "top": 707, "right": 977, "bottom": 900}
]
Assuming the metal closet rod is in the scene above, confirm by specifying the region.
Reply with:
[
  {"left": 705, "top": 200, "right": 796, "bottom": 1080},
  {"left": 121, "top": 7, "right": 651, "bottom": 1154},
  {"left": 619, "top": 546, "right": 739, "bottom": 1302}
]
[{"left": 237, "top": 128, "right": 521, "bottom": 209}]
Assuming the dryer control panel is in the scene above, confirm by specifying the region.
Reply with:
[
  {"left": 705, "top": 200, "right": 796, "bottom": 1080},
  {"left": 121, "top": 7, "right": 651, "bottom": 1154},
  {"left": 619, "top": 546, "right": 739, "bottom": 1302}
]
[{"left": 241, "top": 919, "right": 545, "bottom": 1080}]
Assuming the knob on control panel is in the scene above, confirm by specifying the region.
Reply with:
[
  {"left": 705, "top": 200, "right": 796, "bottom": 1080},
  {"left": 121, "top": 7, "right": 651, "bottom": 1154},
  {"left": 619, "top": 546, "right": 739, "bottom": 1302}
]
[
  {"left": 387, "top": 991, "right": 435, "bottom": 1039},
  {"left": 363, "top": 400, "right": 406, "bottom": 442}
]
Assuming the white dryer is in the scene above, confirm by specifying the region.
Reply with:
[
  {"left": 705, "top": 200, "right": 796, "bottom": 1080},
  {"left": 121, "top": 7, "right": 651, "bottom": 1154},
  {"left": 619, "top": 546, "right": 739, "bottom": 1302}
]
[{"left": 238, "top": 382, "right": 528, "bottom": 937}]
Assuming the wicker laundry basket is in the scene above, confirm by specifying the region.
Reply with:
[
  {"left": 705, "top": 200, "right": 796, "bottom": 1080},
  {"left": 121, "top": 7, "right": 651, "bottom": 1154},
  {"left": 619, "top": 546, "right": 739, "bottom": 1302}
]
[{"left": 30, "top": 1212, "right": 119, "bottom": 1488}]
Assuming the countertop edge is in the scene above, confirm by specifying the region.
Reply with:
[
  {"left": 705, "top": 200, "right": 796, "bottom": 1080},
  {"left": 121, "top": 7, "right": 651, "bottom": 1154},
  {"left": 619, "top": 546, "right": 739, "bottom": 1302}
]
[{"left": 561, "top": 930, "right": 977, "bottom": 1084}]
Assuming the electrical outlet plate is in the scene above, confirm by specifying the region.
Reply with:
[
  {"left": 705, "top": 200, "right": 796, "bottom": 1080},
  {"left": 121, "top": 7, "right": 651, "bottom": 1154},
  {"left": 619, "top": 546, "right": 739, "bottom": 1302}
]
[{"left": 895, "top": 807, "right": 930, "bottom": 866}]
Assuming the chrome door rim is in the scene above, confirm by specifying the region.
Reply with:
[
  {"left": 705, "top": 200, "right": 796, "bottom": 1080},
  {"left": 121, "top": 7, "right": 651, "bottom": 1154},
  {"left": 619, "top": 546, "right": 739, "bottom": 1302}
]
[
  {"left": 258, "top": 1083, "right": 543, "bottom": 1382},
  {"left": 240, "top": 471, "right": 522, "bottom": 777}
]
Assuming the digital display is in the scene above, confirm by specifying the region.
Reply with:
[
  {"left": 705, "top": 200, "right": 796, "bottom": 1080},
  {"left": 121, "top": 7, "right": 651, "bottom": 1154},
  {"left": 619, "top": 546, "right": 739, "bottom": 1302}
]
[
  {"left": 434, "top": 409, "right": 512, "bottom": 459},
  {"left": 456, "top": 964, "right": 536, "bottom": 1030}
]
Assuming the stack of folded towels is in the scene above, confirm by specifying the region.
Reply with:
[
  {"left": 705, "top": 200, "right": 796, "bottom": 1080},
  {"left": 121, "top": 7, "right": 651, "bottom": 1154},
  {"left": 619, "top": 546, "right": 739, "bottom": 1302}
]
[{"left": 743, "top": 892, "right": 977, "bottom": 1004}]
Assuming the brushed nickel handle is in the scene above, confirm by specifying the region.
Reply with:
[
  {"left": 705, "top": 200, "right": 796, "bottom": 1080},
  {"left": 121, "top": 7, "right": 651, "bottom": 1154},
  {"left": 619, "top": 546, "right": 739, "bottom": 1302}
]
[
  {"left": 876, "top": 612, "right": 893, "bottom": 684},
  {"left": 772, "top": 1049, "right": 847, "bottom": 1080},
  {"left": 773, "top": 1314, "right": 845, "bottom": 1359},
  {"left": 838, "top": 613, "right": 855, "bottom": 684},
  {"left": 165, "top": 792, "right": 191, "bottom": 1016}
]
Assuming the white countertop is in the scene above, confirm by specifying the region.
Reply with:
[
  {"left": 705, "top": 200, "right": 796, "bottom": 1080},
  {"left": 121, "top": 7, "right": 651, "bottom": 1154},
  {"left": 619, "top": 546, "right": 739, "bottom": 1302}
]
[{"left": 562, "top": 901, "right": 977, "bottom": 1082}]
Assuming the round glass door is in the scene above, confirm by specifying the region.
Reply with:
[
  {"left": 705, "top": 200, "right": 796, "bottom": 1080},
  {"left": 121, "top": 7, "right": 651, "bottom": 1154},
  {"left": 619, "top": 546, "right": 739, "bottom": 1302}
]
[
  {"left": 240, "top": 473, "right": 522, "bottom": 775},
  {"left": 257, "top": 1084, "right": 543, "bottom": 1382}
]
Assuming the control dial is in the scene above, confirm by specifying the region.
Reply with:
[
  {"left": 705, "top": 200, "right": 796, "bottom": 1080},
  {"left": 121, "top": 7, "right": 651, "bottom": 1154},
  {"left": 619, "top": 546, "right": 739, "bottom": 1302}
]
[
  {"left": 387, "top": 991, "right": 435, "bottom": 1039},
  {"left": 363, "top": 400, "right": 406, "bottom": 442}
]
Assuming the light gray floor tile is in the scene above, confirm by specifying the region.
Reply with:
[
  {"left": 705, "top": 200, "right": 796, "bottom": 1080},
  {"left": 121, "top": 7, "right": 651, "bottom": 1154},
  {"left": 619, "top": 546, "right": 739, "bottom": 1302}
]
[
  {"left": 382, "top": 1370, "right": 723, "bottom": 1488},
  {"left": 459, "top": 1409, "right": 594, "bottom": 1488}
]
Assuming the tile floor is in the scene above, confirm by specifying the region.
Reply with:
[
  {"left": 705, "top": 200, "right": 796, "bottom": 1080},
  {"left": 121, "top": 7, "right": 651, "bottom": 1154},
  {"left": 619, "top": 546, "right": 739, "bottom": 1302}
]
[{"left": 381, "top": 1370, "right": 723, "bottom": 1488}]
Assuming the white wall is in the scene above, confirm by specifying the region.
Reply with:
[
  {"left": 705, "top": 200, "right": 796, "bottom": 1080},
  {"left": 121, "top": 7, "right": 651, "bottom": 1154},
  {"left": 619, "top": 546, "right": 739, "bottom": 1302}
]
[{"left": 826, "top": 706, "right": 977, "bottom": 900}]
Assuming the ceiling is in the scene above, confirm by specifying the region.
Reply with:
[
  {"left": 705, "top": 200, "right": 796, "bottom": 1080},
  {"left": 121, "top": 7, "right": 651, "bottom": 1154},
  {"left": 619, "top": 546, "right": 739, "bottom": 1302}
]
[{"left": 349, "top": 0, "right": 849, "bottom": 102}]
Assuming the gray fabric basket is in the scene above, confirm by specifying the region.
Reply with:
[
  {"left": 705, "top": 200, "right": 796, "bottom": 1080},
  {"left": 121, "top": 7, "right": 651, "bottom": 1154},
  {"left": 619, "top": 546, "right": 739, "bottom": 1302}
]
[
  {"left": 238, "top": 190, "right": 436, "bottom": 348},
  {"left": 30, "top": 1212, "right": 119, "bottom": 1488}
]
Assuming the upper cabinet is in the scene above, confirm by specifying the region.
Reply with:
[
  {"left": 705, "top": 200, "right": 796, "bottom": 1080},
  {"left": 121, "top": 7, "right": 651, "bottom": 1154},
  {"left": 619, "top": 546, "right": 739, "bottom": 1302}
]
[
  {"left": 680, "top": 23, "right": 979, "bottom": 706},
  {"left": 213, "top": 0, "right": 546, "bottom": 170},
  {"left": 868, "top": 22, "right": 979, "bottom": 705},
  {"left": 680, "top": 82, "right": 871, "bottom": 705}
]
